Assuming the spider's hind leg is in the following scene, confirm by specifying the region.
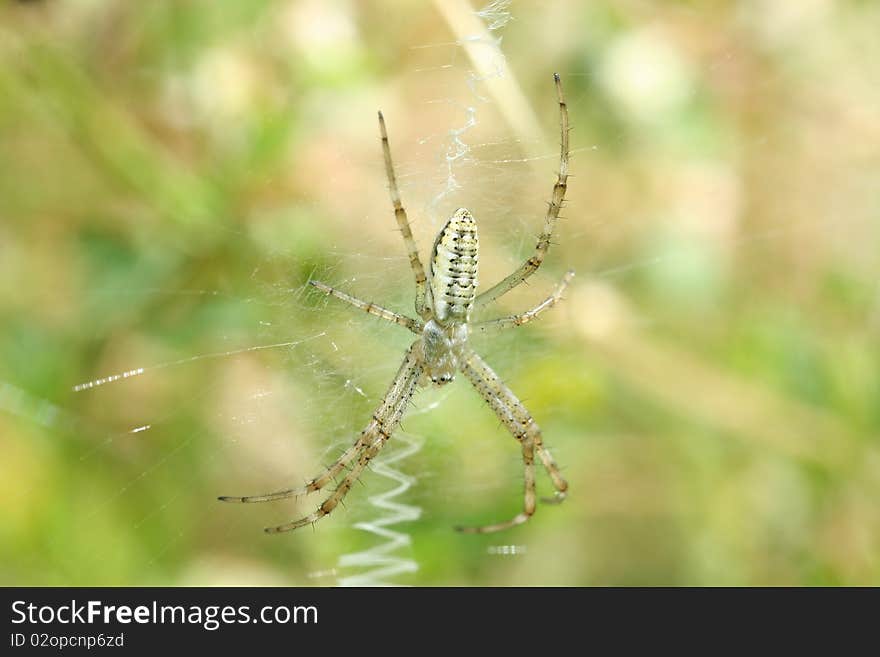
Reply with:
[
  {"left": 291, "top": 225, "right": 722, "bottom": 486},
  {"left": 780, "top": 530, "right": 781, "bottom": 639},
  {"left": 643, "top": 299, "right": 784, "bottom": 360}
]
[
  {"left": 474, "top": 74, "right": 570, "bottom": 309},
  {"left": 378, "top": 111, "right": 430, "bottom": 320}
]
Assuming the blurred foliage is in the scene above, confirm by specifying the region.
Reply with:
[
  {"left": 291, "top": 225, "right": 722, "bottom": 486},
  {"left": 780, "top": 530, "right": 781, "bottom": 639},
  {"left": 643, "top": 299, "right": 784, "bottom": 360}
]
[{"left": 1, "top": 0, "right": 879, "bottom": 586}]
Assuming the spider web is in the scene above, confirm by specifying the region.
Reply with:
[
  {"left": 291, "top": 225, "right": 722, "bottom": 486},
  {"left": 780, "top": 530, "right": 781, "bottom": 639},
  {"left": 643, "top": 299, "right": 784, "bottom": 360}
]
[
  {"left": 334, "top": 0, "right": 529, "bottom": 587},
  {"left": 4, "top": 0, "right": 878, "bottom": 587},
  {"left": 41, "top": 0, "right": 542, "bottom": 587}
]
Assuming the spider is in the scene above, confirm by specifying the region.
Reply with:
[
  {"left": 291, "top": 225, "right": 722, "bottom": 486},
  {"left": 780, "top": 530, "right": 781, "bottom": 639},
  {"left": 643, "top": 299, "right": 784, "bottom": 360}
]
[{"left": 220, "top": 74, "right": 572, "bottom": 534}]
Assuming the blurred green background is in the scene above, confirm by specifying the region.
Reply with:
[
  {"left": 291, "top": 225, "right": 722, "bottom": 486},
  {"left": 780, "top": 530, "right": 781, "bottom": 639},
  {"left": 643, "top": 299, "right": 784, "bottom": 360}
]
[{"left": 1, "top": 0, "right": 879, "bottom": 586}]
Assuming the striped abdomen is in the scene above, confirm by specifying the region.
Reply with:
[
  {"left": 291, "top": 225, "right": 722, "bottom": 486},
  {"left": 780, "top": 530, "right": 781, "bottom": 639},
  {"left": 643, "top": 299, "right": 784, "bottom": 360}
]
[{"left": 429, "top": 208, "right": 478, "bottom": 323}]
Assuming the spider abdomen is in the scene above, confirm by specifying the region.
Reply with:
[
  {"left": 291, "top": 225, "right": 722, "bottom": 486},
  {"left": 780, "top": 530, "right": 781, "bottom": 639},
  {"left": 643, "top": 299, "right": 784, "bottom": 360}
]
[{"left": 430, "top": 208, "right": 479, "bottom": 323}]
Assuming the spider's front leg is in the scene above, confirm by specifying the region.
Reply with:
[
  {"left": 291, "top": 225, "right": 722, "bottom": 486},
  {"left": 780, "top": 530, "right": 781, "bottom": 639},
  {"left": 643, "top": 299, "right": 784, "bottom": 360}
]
[
  {"left": 219, "top": 343, "right": 424, "bottom": 533},
  {"left": 456, "top": 350, "right": 568, "bottom": 534}
]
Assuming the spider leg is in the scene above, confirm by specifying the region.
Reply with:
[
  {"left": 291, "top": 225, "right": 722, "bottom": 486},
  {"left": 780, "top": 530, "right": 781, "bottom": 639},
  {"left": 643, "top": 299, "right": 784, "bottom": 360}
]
[
  {"left": 264, "top": 427, "right": 390, "bottom": 533},
  {"left": 378, "top": 111, "right": 430, "bottom": 320},
  {"left": 474, "top": 270, "right": 574, "bottom": 332},
  {"left": 218, "top": 431, "right": 373, "bottom": 504},
  {"left": 219, "top": 343, "right": 422, "bottom": 507},
  {"left": 456, "top": 350, "right": 568, "bottom": 534},
  {"left": 263, "top": 343, "right": 424, "bottom": 533},
  {"left": 309, "top": 280, "right": 423, "bottom": 335},
  {"left": 534, "top": 437, "right": 568, "bottom": 505},
  {"left": 474, "top": 74, "right": 569, "bottom": 309},
  {"left": 456, "top": 432, "right": 537, "bottom": 534}
]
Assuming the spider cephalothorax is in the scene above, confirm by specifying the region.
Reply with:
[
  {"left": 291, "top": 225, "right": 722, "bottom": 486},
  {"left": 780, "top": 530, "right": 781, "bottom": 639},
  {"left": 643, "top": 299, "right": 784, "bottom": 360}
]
[{"left": 221, "top": 74, "right": 573, "bottom": 534}]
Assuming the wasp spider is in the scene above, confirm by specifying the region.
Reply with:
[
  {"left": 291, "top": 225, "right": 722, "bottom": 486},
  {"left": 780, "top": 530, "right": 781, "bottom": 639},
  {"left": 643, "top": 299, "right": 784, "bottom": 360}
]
[{"left": 221, "top": 74, "right": 573, "bottom": 534}]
